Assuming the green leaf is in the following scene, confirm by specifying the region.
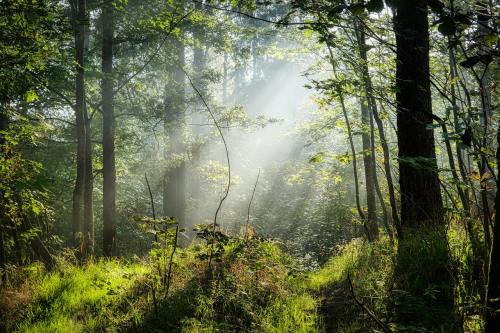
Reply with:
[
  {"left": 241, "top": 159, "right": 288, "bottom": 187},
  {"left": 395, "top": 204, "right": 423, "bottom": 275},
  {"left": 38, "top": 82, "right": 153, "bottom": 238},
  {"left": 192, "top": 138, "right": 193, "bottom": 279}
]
[
  {"left": 309, "top": 152, "right": 327, "bottom": 164},
  {"left": 483, "top": 32, "right": 498, "bottom": 47},
  {"left": 25, "top": 90, "right": 38, "bottom": 103}
]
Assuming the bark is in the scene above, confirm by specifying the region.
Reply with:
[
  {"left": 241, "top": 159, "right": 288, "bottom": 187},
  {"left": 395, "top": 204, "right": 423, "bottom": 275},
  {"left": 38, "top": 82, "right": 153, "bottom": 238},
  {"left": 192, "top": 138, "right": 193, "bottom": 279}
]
[
  {"left": 72, "top": 0, "right": 86, "bottom": 251},
  {"left": 190, "top": 3, "right": 205, "bottom": 225},
  {"left": 371, "top": 112, "right": 393, "bottom": 243},
  {"left": 102, "top": 2, "right": 116, "bottom": 257},
  {"left": 326, "top": 45, "right": 370, "bottom": 239},
  {"left": 342, "top": 93, "right": 370, "bottom": 239},
  {"left": 163, "top": 38, "right": 186, "bottom": 245},
  {"left": 83, "top": 102, "right": 93, "bottom": 256},
  {"left": 223, "top": 52, "right": 228, "bottom": 104},
  {"left": 353, "top": 19, "right": 400, "bottom": 239},
  {"left": 30, "top": 235, "right": 56, "bottom": 270},
  {"left": 0, "top": 229, "right": 5, "bottom": 280},
  {"left": 476, "top": 0, "right": 494, "bottom": 251},
  {"left": 448, "top": 46, "right": 486, "bottom": 293},
  {"left": 394, "top": 0, "right": 443, "bottom": 227},
  {"left": 354, "top": 19, "right": 385, "bottom": 241},
  {"left": 193, "top": 1, "right": 204, "bottom": 75},
  {"left": 361, "top": 98, "right": 379, "bottom": 240}
]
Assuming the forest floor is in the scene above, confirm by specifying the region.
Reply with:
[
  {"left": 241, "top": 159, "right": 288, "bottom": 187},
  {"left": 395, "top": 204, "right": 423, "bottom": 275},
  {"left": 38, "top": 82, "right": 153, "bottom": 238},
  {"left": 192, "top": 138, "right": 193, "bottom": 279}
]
[{"left": 0, "top": 228, "right": 481, "bottom": 332}]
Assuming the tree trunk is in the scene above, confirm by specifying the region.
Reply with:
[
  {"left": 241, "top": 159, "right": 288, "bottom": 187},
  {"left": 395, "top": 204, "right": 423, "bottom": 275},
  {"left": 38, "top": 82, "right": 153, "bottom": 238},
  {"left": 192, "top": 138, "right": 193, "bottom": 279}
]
[
  {"left": 485, "top": 122, "right": 500, "bottom": 331},
  {"left": 361, "top": 98, "right": 379, "bottom": 241},
  {"left": 72, "top": 0, "right": 86, "bottom": 252},
  {"left": 370, "top": 111, "right": 393, "bottom": 242},
  {"left": 354, "top": 19, "right": 384, "bottom": 241},
  {"left": 326, "top": 45, "right": 370, "bottom": 239},
  {"left": 102, "top": 1, "right": 116, "bottom": 257},
  {"left": 83, "top": 103, "right": 93, "bottom": 256},
  {"left": 0, "top": 229, "right": 5, "bottom": 280},
  {"left": 394, "top": 0, "right": 443, "bottom": 226},
  {"left": 163, "top": 37, "right": 186, "bottom": 245}
]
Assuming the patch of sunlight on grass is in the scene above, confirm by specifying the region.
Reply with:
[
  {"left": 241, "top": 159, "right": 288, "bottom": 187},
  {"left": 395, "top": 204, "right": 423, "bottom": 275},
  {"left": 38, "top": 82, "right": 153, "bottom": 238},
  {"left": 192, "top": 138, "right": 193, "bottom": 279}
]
[
  {"left": 15, "top": 259, "right": 149, "bottom": 333},
  {"left": 258, "top": 293, "right": 320, "bottom": 333},
  {"left": 299, "top": 238, "right": 364, "bottom": 291}
]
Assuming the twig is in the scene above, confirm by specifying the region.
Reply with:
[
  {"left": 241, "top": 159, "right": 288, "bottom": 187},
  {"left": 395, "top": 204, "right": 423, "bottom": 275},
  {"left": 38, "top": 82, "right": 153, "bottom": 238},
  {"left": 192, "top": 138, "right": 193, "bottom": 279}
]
[
  {"left": 245, "top": 168, "right": 260, "bottom": 239},
  {"left": 179, "top": 67, "right": 231, "bottom": 270},
  {"left": 347, "top": 272, "right": 392, "bottom": 333},
  {"left": 144, "top": 173, "right": 159, "bottom": 244},
  {"left": 148, "top": 282, "right": 158, "bottom": 318},
  {"left": 165, "top": 225, "right": 178, "bottom": 296},
  {"left": 26, "top": 70, "right": 76, "bottom": 111},
  {"left": 192, "top": 0, "right": 310, "bottom": 26},
  {"left": 112, "top": 10, "right": 193, "bottom": 96}
]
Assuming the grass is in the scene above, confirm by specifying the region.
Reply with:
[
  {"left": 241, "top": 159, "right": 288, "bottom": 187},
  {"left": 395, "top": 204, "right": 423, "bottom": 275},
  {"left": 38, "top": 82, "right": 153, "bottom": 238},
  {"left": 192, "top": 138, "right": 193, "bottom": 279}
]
[
  {"left": 14, "top": 259, "right": 149, "bottom": 332},
  {"left": 1, "top": 225, "right": 483, "bottom": 332},
  {"left": 2, "top": 239, "right": 320, "bottom": 332}
]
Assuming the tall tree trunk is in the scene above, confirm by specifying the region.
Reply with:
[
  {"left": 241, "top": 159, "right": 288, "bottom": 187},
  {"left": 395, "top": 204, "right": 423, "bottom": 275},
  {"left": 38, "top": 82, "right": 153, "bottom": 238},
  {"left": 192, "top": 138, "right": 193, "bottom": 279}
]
[
  {"left": 102, "top": 1, "right": 116, "bottom": 257},
  {"left": 326, "top": 45, "right": 370, "bottom": 239},
  {"left": 353, "top": 19, "right": 401, "bottom": 239},
  {"left": 360, "top": 98, "right": 379, "bottom": 240},
  {"left": 163, "top": 38, "right": 187, "bottom": 245},
  {"left": 370, "top": 110, "right": 393, "bottom": 243},
  {"left": 476, "top": 0, "right": 494, "bottom": 251},
  {"left": 0, "top": 228, "right": 5, "bottom": 280},
  {"left": 0, "top": 104, "right": 7, "bottom": 278},
  {"left": 223, "top": 52, "right": 228, "bottom": 104},
  {"left": 72, "top": 0, "right": 86, "bottom": 251},
  {"left": 190, "top": 2, "right": 205, "bottom": 226},
  {"left": 394, "top": 0, "right": 443, "bottom": 226},
  {"left": 485, "top": 122, "right": 500, "bottom": 331},
  {"left": 354, "top": 19, "right": 386, "bottom": 241},
  {"left": 83, "top": 103, "right": 93, "bottom": 256}
]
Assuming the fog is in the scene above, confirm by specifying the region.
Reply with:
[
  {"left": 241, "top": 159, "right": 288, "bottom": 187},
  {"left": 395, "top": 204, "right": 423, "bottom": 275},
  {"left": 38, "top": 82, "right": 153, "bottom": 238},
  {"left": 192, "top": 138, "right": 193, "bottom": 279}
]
[{"left": 184, "top": 53, "right": 317, "bottom": 238}]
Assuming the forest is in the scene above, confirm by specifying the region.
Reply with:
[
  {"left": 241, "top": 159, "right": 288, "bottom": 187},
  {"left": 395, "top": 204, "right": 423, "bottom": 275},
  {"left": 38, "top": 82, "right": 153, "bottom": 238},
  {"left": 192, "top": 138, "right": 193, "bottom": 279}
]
[{"left": 0, "top": 0, "right": 499, "bottom": 332}]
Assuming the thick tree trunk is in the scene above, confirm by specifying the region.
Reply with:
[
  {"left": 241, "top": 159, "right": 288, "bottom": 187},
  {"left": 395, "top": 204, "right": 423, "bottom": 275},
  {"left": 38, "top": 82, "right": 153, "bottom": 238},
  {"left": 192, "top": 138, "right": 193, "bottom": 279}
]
[
  {"left": 102, "top": 2, "right": 116, "bottom": 257},
  {"left": 163, "top": 38, "right": 186, "bottom": 244},
  {"left": 72, "top": 0, "right": 86, "bottom": 251},
  {"left": 394, "top": 0, "right": 443, "bottom": 226}
]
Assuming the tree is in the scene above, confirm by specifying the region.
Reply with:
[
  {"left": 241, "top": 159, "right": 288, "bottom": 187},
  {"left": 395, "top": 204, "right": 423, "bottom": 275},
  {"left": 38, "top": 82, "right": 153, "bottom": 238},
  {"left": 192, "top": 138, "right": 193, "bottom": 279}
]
[
  {"left": 70, "top": 0, "right": 90, "bottom": 255},
  {"left": 102, "top": 0, "right": 116, "bottom": 257},
  {"left": 394, "top": 0, "right": 443, "bottom": 226},
  {"left": 485, "top": 121, "right": 500, "bottom": 331},
  {"left": 163, "top": 36, "right": 187, "bottom": 243}
]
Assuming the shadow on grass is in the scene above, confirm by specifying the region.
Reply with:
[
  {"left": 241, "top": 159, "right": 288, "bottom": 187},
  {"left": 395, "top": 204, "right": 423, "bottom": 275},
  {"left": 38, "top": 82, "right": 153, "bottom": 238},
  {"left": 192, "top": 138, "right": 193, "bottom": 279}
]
[{"left": 126, "top": 269, "right": 213, "bottom": 333}]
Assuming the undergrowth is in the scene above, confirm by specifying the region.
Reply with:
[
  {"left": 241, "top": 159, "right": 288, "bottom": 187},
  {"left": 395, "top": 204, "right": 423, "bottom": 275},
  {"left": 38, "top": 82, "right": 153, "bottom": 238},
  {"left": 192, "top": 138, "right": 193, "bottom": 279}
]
[
  {"left": 0, "top": 223, "right": 482, "bottom": 332},
  {"left": 1, "top": 238, "right": 319, "bottom": 333}
]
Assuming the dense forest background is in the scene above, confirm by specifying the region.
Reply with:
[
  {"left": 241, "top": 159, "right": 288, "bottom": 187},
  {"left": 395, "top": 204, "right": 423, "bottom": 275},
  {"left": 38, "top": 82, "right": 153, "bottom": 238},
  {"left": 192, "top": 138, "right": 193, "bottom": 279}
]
[{"left": 0, "top": 0, "right": 499, "bottom": 332}]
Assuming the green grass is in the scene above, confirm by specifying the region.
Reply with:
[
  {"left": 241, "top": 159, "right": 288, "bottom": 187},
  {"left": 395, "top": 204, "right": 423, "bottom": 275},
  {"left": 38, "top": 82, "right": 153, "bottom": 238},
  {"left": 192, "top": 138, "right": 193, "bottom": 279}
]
[
  {"left": 4, "top": 239, "right": 320, "bottom": 332},
  {"left": 2, "top": 227, "right": 482, "bottom": 332},
  {"left": 15, "top": 260, "right": 149, "bottom": 332}
]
